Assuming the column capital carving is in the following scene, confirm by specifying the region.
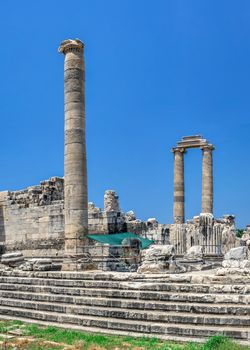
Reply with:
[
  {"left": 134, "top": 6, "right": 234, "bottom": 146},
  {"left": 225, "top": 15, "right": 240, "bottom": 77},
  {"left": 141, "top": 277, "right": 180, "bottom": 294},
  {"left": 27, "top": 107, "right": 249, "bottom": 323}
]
[
  {"left": 58, "top": 39, "right": 84, "bottom": 55},
  {"left": 172, "top": 147, "right": 186, "bottom": 154},
  {"left": 201, "top": 144, "right": 215, "bottom": 152}
]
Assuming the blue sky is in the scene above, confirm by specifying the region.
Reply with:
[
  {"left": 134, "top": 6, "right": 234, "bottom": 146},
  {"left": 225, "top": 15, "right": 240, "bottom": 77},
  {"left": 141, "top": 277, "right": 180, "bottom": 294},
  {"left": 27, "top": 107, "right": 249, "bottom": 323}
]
[{"left": 0, "top": 1, "right": 249, "bottom": 227}]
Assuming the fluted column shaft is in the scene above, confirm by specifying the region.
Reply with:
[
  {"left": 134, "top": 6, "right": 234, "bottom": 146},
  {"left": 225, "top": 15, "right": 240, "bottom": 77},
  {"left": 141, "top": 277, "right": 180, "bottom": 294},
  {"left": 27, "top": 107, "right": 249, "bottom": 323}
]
[
  {"left": 201, "top": 145, "right": 214, "bottom": 214},
  {"left": 173, "top": 148, "right": 185, "bottom": 224},
  {"left": 59, "top": 39, "right": 88, "bottom": 256}
]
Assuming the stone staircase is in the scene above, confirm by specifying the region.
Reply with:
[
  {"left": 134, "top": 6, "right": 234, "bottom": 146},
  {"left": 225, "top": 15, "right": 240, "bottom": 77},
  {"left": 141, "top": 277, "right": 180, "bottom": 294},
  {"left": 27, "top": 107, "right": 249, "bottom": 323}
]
[{"left": 0, "top": 270, "right": 249, "bottom": 344}]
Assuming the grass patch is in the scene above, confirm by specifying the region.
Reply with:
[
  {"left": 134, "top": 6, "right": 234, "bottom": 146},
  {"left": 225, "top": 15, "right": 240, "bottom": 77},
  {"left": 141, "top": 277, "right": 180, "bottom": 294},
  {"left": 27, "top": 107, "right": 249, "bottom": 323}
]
[
  {"left": 200, "top": 335, "right": 248, "bottom": 350},
  {"left": 0, "top": 321, "right": 248, "bottom": 350}
]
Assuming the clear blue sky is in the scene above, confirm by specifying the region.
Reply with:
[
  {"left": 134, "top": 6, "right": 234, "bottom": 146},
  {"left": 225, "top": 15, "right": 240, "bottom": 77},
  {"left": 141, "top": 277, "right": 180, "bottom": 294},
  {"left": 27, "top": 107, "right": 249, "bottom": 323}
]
[{"left": 0, "top": 1, "right": 249, "bottom": 228}]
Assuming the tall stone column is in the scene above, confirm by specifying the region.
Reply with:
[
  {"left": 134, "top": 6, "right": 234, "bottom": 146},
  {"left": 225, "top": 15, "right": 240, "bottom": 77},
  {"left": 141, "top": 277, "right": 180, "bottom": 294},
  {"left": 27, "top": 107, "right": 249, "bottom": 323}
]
[
  {"left": 201, "top": 145, "right": 214, "bottom": 214},
  {"left": 59, "top": 39, "right": 88, "bottom": 269},
  {"left": 173, "top": 148, "right": 185, "bottom": 224}
]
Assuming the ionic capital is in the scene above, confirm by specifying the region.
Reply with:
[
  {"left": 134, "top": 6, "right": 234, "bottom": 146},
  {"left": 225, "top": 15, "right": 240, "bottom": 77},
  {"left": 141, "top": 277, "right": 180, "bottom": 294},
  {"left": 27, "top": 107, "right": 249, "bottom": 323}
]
[
  {"left": 201, "top": 144, "right": 215, "bottom": 152},
  {"left": 172, "top": 147, "right": 186, "bottom": 154},
  {"left": 58, "top": 39, "right": 84, "bottom": 55}
]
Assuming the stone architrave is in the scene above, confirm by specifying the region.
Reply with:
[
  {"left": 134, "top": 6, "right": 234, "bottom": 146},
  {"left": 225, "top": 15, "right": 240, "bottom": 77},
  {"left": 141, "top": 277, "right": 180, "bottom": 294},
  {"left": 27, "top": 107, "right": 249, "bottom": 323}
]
[
  {"left": 59, "top": 39, "right": 88, "bottom": 270},
  {"left": 201, "top": 144, "right": 214, "bottom": 214},
  {"left": 173, "top": 148, "right": 185, "bottom": 224}
]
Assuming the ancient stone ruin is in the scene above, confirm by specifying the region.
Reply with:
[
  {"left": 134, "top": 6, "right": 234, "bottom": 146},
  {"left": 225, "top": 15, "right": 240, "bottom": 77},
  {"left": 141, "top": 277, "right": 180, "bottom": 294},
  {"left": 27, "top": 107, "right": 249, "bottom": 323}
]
[
  {"left": 0, "top": 179, "right": 169, "bottom": 259},
  {"left": 173, "top": 135, "right": 214, "bottom": 224},
  {"left": 0, "top": 39, "right": 248, "bottom": 344},
  {"left": 170, "top": 135, "right": 239, "bottom": 257},
  {"left": 0, "top": 46, "right": 240, "bottom": 265}
]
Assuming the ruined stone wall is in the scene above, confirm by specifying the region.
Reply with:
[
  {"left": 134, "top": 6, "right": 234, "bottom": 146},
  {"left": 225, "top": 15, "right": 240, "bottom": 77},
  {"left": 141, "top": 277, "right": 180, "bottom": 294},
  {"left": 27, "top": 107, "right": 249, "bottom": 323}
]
[
  {"left": 169, "top": 214, "right": 240, "bottom": 256},
  {"left": 0, "top": 177, "right": 65, "bottom": 258},
  {"left": 0, "top": 177, "right": 239, "bottom": 261},
  {"left": 0, "top": 179, "right": 169, "bottom": 258},
  {"left": 88, "top": 191, "right": 169, "bottom": 242}
]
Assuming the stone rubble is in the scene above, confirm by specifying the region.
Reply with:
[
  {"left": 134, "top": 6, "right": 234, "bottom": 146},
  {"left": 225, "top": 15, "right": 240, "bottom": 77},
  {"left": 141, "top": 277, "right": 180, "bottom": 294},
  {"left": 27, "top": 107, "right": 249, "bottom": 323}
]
[
  {"left": 170, "top": 213, "right": 240, "bottom": 256},
  {"left": 104, "top": 190, "right": 120, "bottom": 212},
  {"left": 217, "top": 245, "right": 250, "bottom": 276},
  {"left": 125, "top": 211, "right": 136, "bottom": 221},
  {"left": 8, "top": 177, "right": 64, "bottom": 208},
  {"left": 0, "top": 182, "right": 170, "bottom": 258},
  {"left": 224, "top": 246, "right": 248, "bottom": 261},
  {"left": 19, "top": 258, "right": 57, "bottom": 271},
  {"left": 0, "top": 176, "right": 241, "bottom": 261},
  {"left": 183, "top": 245, "right": 204, "bottom": 261},
  {"left": 0, "top": 254, "right": 62, "bottom": 272},
  {"left": 1, "top": 252, "right": 25, "bottom": 268},
  {"left": 137, "top": 245, "right": 176, "bottom": 274}
]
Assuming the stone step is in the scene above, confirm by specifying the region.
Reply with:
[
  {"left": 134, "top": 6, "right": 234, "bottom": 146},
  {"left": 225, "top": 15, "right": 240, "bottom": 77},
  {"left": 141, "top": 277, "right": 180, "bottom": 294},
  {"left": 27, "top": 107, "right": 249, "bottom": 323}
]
[
  {"left": 0, "top": 290, "right": 249, "bottom": 316},
  {"left": 0, "top": 283, "right": 248, "bottom": 304},
  {"left": 0, "top": 305, "right": 248, "bottom": 340},
  {"left": 3, "top": 270, "right": 250, "bottom": 286},
  {"left": 0, "top": 271, "right": 195, "bottom": 283},
  {"left": 2, "top": 314, "right": 250, "bottom": 347},
  {"left": 0, "top": 276, "right": 249, "bottom": 294},
  {"left": 0, "top": 297, "right": 248, "bottom": 327}
]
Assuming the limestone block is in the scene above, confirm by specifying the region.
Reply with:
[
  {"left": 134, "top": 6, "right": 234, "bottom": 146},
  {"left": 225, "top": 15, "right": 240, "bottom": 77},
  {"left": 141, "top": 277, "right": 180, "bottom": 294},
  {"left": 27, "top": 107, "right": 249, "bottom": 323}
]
[
  {"left": 18, "top": 261, "right": 33, "bottom": 271},
  {"left": 30, "top": 258, "right": 52, "bottom": 264},
  {"left": 241, "top": 233, "right": 250, "bottom": 242},
  {"left": 239, "top": 260, "right": 250, "bottom": 268},
  {"left": 0, "top": 191, "right": 8, "bottom": 203},
  {"left": 147, "top": 218, "right": 158, "bottom": 226},
  {"left": 222, "top": 260, "right": 240, "bottom": 268},
  {"left": 247, "top": 240, "right": 250, "bottom": 252},
  {"left": 184, "top": 245, "right": 204, "bottom": 261},
  {"left": 224, "top": 246, "right": 247, "bottom": 261},
  {"left": 18, "top": 258, "right": 54, "bottom": 271},
  {"left": 1, "top": 252, "right": 23, "bottom": 260},
  {"left": 137, "top": 261, "right": 167, "bottom": 274},
  {"left": 141, "top": 245, "right": 175, "bottom": 262},
  {"left": 125, "top": 211, "right": 136, "bottom": 222},
  {"left": 104, "top": 190, "right": 120, "bottom": 212},
  {"left": 216, "top": 267, "right": 250, "bottom": 276},
  {"left": 138, "top": 245, "right": 175, "bottom": 274},
  {"left": 169, "top": 259, "right": 187, "bottom": 273},
  {"left": 33, "top": 264, "right": 52, "bottom": 271},
  {"left": 1, "top": 252, "right": 24, "bottom": 267}
]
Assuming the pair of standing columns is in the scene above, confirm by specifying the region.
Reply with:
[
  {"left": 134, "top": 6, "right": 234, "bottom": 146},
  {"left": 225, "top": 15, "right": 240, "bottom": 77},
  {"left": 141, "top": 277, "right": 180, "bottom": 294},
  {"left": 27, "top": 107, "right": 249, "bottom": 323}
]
[{"left": 173, "top": 145, "right": 214, "bottom": 224}]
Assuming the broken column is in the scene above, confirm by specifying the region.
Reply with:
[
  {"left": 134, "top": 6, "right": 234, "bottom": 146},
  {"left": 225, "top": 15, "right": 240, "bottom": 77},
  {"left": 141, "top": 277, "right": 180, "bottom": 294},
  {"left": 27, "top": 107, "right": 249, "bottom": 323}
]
[
  {"left": 59, "top": 39, "right": 88, "bottom": 269},
  {"left": 173, "top": 148, "right": 185, "bottom": 224},
  {"left": 201, "top": 145, "right": 214, "bottom": 214}
]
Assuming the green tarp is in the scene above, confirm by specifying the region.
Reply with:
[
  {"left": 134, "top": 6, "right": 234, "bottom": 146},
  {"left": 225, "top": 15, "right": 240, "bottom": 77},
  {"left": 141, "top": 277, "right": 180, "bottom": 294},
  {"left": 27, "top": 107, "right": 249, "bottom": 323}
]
[{"left": 87, "top": 232, "right": 154, "bottom": 250}]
